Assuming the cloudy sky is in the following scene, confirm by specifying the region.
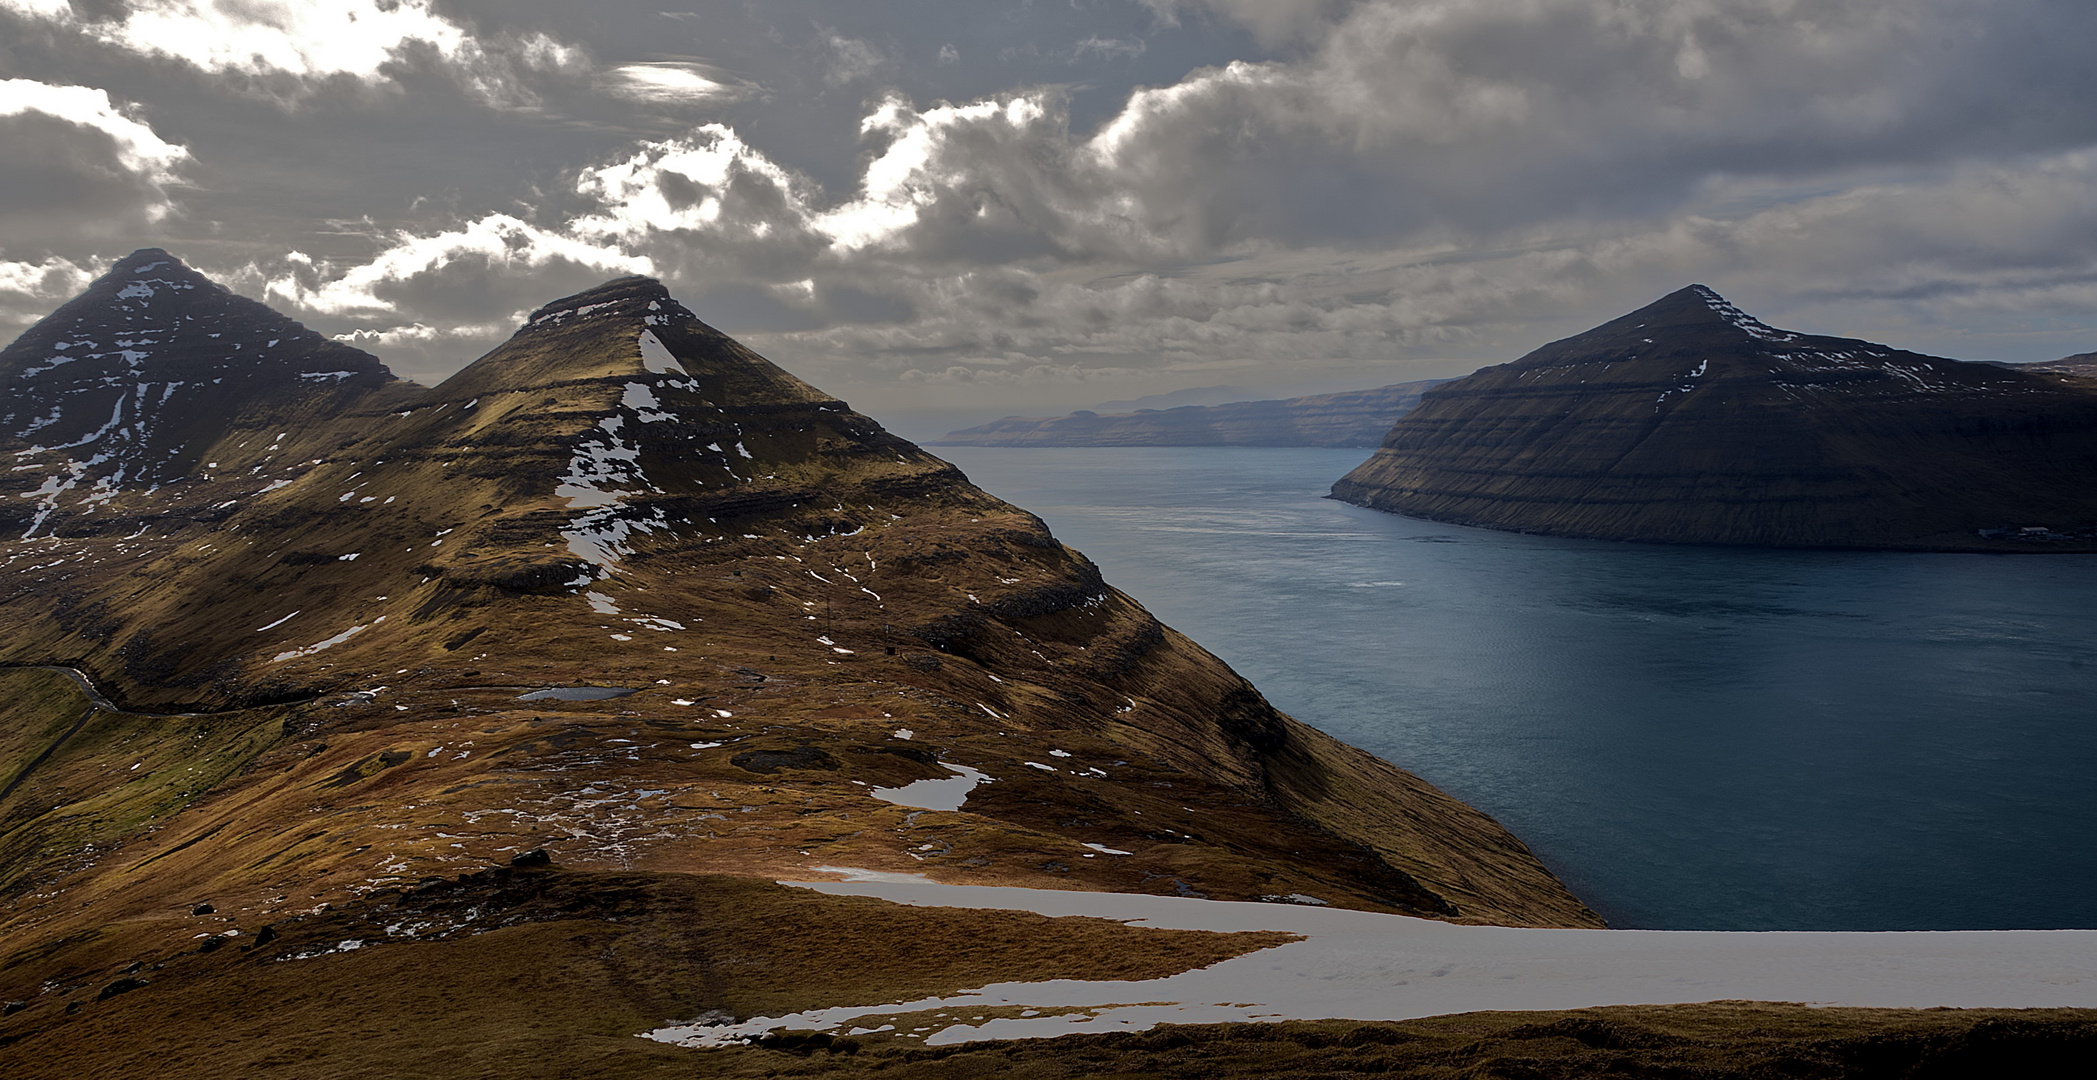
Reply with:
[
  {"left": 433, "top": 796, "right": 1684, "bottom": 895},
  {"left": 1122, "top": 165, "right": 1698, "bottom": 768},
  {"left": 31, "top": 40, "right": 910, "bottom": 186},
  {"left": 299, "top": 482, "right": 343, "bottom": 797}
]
[{"left": 4, "top": 0, "right": 2096, "bottom": 433}]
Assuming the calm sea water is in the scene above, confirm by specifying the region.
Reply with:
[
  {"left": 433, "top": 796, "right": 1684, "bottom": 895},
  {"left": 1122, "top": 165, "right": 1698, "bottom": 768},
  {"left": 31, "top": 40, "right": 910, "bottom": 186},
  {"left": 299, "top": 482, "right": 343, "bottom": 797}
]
[{"left": 936, "top": 446, "right": 2097, "bottom": 931}]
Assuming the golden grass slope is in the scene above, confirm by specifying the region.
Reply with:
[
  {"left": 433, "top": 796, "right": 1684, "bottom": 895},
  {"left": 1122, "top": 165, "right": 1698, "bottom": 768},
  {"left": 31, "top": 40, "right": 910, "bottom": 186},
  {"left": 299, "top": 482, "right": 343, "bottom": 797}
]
[{"left": 0, "top": 266, "right": 1616, "bottom": 1075}]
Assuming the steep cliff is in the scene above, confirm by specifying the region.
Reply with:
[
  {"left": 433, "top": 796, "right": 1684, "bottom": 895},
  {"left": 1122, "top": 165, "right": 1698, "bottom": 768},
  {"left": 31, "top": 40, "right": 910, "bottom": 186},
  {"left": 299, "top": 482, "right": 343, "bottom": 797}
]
[{"left": 1332, "top": 286, "right": 2097, "bottom": 550}]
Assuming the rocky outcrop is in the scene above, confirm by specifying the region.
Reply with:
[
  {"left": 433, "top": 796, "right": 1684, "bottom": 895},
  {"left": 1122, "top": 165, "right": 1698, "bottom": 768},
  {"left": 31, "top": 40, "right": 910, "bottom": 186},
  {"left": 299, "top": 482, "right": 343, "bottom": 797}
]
[
  {"left": 934, "top": 380, "right": 1444, "bottom": 447},
  {"left": 1332, "top": 286, "right": 2097, "bottom": 551}
]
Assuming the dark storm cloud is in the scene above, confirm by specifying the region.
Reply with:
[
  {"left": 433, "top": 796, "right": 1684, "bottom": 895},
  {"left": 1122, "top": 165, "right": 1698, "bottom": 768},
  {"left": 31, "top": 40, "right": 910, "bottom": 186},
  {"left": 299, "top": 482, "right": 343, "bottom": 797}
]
[{"left": 1, "top": 1, "right": 2095, "bottom": 412}]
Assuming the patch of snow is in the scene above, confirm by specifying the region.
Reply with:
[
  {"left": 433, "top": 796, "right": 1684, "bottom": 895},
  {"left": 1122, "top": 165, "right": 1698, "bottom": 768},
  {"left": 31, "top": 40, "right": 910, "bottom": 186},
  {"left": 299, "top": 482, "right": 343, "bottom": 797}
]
[
  {"left": 1082, "top": 843, "right": 1132, "bottom": 856},
  {"left": 273, "top": 617, "right": 385, "bottom": 662},
  {"left": 254, "top": 611, "right": 299, "bottom": 633},
  {"left": 869, "top": 764, "right": 993, "bottom": 812},
  {"left": 532, "top": 300, "right": 618, "bottom": 327},
  {"left": 622, "top": 381, "right": 672, "bottom": 422},
  {"left": 638, "top": 329, "right": 684, "bottom": 374},
  {"left": 1694, "top": 286, "right": 1800, "bottom": 344}
]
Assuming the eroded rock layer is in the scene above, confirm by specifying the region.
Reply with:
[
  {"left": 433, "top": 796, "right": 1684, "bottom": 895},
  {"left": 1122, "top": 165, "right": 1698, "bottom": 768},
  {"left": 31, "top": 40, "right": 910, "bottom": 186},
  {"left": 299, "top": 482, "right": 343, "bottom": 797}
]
[{"left": 1333, "top": 286, "right": 2097, "bottom": 550}]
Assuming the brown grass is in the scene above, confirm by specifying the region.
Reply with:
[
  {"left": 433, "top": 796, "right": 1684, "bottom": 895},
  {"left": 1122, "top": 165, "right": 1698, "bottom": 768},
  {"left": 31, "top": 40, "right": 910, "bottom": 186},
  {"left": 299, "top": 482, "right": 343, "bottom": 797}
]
[{"left": 0, "top": 868, "right": 1292, "bottom": 1079}]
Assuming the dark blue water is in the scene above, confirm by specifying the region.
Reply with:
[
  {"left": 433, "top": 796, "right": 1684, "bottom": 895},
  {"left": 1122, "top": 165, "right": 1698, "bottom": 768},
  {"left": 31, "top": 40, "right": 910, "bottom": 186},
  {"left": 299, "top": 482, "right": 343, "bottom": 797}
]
[{"left": 937, "top": 446, "right": 2097, "bottom": 931}]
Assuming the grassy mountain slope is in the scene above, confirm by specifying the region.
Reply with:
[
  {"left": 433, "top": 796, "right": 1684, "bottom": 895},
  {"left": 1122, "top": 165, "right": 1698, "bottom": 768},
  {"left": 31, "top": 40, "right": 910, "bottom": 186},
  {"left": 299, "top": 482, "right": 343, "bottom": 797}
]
[{"left": 0, "top": 255, "right": 1613, "bottom": 1072}]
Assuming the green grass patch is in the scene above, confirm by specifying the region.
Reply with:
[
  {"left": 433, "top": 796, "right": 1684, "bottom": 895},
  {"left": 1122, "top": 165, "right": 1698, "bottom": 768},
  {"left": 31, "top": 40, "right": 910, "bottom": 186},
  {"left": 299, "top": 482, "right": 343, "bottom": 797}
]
[{"left": 0, "top": 669, "right": 288, "bottom": 899}]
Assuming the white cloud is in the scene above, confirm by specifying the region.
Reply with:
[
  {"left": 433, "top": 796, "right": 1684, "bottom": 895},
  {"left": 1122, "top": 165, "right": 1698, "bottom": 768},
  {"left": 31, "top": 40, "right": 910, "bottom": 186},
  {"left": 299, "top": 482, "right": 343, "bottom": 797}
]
[
  {"left": 569, "top": 124, "right": 822, "bottom": 267},
  {"left": 820, "top": 95, "right": 1056, "bottom": 251},
  {"left": 0, "top": 78, "right": 189, "bottom": 185},
  {"left": 262, "top": 215, "right": 650, "bottom": 318},
  {"left": 0, "top": 252, "right": 97, "bottom": 337},
  {"left": 605, "top": 62, "right": 753, "bottom": 105},
  {"left": 1, "top": 0, "right": 583, "bottom": 103},
  {"left": 2, "top": 0, "right": 466, "bottom": 79},
  {"left": 332, "top": 320, "right": 514, "bottom": 348},
  {"left": 0, "top": 79, "right": 191, "bottom": 243},
  {"left": 0, "top": 252, "right": 95, "bottom": 301},
  {"left": 205, "top": 1, "right": 2097, "bottom": 409}
]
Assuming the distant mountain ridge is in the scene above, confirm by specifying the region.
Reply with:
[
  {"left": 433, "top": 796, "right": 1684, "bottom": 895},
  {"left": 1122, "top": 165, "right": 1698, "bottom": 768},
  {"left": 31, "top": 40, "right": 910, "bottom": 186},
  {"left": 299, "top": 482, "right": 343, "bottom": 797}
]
[
  {"left": 934, "top": 380, "right": 1447, "bottom": 447},
  {"left": 2029, "top": 351, "right": 2097, "bottom": 379},
  {"left": 1332, "top": 286, "right": 2097, "bottom": 551},
  {"left": 1093, "top": 385, "right": 1255, "bottom": 412}
]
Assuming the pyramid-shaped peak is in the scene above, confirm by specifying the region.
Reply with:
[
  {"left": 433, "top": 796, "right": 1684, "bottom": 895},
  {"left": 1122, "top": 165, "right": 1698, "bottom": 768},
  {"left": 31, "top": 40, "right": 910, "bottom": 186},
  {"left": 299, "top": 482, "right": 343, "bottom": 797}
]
[
  {"left": 1, "top": 247, "right": 396, "bottom": 500},
  {"left": 100, "top": 247, "right": 216, "bottom": 288},
  {"left": 1619, "top": 284, "right": 1800, "bottom": 344},
  {"left": 113, "top": 246, "right": 185, "bottom": 271},
  {"left": 435, "top": 275, "right": 826, "bottom": 405},
  {"left": 522, "top": 274, "right": 679, "bottom": 331},
  {"left": 429, "top": 274, "right": 705, "bottom": 397}
]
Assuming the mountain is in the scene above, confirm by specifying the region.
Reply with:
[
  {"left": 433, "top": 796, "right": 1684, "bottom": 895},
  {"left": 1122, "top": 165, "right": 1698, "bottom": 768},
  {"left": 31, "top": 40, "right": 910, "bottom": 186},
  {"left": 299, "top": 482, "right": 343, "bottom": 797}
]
[
  {"left": 932, "top": 380, "right": 1445, "bottom": 447},
  {"left": 1331, "top": 286, "right": 2097, "bottom": 550},
  {"left": 0, "top": 248, "right": 407, "bottom": 539},
  {"left": 2029, "top": 351, "right": 2097, "bottom": 381},
  {"left": 0, "top": 253, "right": 1598, "bottom": 1073},
  {"left": 1093, "top": 385, "right": 1255, "bottom": 412}
]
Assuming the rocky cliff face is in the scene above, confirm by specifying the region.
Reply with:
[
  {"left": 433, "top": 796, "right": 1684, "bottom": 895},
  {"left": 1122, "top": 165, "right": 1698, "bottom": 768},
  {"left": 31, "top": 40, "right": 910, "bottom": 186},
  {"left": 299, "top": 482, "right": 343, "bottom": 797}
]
[
  {"left": 1332, "top": 286, "right": 2097, "bottom": 550},
  {"left": 0, "top": 254, "right": 1599, "bottom": 1048},
  {"left": 934, "top": 380, "right": 1444, "bottom": 447}
]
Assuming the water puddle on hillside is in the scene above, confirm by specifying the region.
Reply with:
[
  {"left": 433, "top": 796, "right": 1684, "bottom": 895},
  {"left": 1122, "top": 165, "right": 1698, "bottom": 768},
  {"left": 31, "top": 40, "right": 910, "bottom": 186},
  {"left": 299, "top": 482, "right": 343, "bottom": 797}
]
[
  {"left": 516, "top": 686, "right": 639, "bottom": 701},
  {"left": 869, "top": 764, "right": 993, "bottom": 811}
]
